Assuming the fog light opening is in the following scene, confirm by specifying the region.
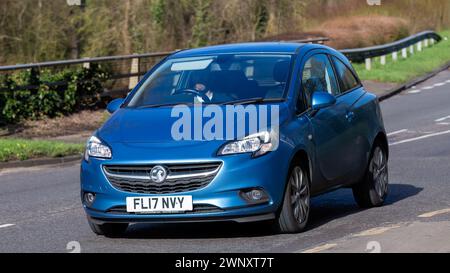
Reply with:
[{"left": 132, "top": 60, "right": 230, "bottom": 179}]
[
  {"left": 240, "top": 188, "right": 269, "bottom": 204},
  {"left": 84, "top": 192, "right": 96, "bottom": 207},
  {"left": 249, "top": 189, "right": 263, "bottom": 200}
]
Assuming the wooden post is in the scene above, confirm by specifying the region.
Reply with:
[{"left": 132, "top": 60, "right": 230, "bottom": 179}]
[
  {"left": 430, "top": 38, "right": 435, "bottom": 45},
  {"left": 410, "top": 45, "right": 414, "bottom": 54},
  {"left": 129, "top": 57, "right": 140, "bottom": 90},
  {"left": 392, "top": 51, "right": 398, "bottom": 61},
  {"left": 365, "top": 58, "right": 371, "bottom": 71},
  {"left": 402, "top": 48, "right": 407, "bottom": 58},
  {"left": 380, "top": 55, "right": 386, "bottom": 65},
  {"left": 417, "top": 41, "right": 422, "bottom": 52},
  {"left": 424, "top": 39, "right": 429, "bottom": 47},
  {"left": 82, "top": 58, "right": 90, "bottom": 69}
]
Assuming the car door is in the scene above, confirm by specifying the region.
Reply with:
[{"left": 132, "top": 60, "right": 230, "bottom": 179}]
[
  {"left": 330, "top": 55, "right": 368, "bottom": 181},
  {"left": 299, "top": 51, "right": 355, "bottom": 186}
]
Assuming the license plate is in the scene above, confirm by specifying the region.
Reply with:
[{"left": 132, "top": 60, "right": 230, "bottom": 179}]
[{"left": 126, "top": 195, "right": 193, "bottom": 213}]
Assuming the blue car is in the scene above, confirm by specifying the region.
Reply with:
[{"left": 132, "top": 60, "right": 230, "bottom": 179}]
[{"left": 81, "top": 42, "right": 389, "bottom": 236}]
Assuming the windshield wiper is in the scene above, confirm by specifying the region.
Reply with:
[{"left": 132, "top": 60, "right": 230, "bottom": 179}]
[
  {"left": 136, "top": 103, "right": 193, "bottom": 109},
  {"left": 134, "top": 98, "right": 284, "bottom": 108},
  {"left": 219, "top": 97, "right": 284, "bottom": 105}
]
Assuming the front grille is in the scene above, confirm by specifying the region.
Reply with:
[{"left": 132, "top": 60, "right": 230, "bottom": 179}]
[
  {"left": 106, "top": 204, "right": 223, "bottom": 215},
  {"left": 103, "top": 162, "right": 221, "bottom": 194}
]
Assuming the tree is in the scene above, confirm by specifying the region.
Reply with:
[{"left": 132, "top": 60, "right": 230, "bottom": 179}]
[{"left": 190, "top": 0, "right": 212, "bottom": 47}]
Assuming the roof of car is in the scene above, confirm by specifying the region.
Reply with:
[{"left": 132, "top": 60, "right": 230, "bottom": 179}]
[{"left": 170, "top": 42, "right": 307, "bottom": 58}]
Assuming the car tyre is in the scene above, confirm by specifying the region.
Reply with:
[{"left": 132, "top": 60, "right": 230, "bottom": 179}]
[
  {"left": 88, "top": 219, "right": 128, "bottom": 237},
  {"left": 274, "top": 163, "right": 311, "bottom": 233},
  {"left": 352, "top": 144, "right": 389, "bottom": 208}
]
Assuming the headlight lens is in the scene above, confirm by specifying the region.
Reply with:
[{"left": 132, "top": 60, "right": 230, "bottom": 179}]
[
  {"left": 218, "top": 131, "right": 273, "bottom": 157},
  {"left": 84, "top": 136, "right": 112, "bottom": 160}
]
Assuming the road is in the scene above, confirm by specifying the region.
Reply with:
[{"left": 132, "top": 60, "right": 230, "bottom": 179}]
[{"left": 1, "top": 70, "right": 450, "bottom": 253}]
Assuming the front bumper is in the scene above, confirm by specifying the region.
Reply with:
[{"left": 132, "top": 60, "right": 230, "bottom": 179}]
[
  {"left": 86, "top": 208, "right": 276, "bottom": 224},
  {"left": 80, "top": 143, "right": 292, "bottom": 224}
]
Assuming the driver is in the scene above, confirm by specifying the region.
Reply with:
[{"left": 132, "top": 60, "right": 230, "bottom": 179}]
[
  {"left": 193, "top": 82, "right": 213, "bottom": 102},
  {"left": 191, "top": 71, "right": 213, "bottom": 103}
]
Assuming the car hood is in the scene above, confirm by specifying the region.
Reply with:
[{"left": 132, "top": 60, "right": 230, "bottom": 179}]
[{"left": 98, "top": 103, "right": 290, "bottom": 144}]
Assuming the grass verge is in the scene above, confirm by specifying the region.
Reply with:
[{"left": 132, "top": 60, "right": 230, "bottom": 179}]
[
  {"left": 0, "top": 138, "right": 84, "bottom": 162},
  {"left": 353, "top": 30, "right": 450, "bottom": 83}
]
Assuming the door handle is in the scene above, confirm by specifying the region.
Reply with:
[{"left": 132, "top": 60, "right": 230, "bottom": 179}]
[{"left": 346, "top": 111, "right": 355, "bottom": 122}]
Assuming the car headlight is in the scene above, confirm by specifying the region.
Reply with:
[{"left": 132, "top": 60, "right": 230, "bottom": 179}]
[
  {"left": 218, "top": 131, "right": 274, "bottom": 157},
  {"left": 84, "top": 136, "right": 112, "bottom": 161}
]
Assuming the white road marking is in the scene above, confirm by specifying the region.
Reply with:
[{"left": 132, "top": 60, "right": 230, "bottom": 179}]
[
  {"left": 300, "top": 243, "right": 337, "bottom": 253},
  {"left": 418, "top": 208, "right": 450, "bottom": 218},
  {"left": 387, "top": 129, "right": 408, "bottom": 136},
  {"left": 437, "top": 122, "right": 450, "bottom": 126},
  {"left": 353, "top": 225, "right": 401, "bottom": 237},
  {"left": 435, "top": 115, "right": 450, "bottom": 122},
  {"left": 409, "top": 81, "right": 448, "bottom": 94},
  {"left": 390, "top": 130, "right": 450, "bottom": 146},
  {"left": 0, "top": 224, "right": 15, "bottom": 229}
]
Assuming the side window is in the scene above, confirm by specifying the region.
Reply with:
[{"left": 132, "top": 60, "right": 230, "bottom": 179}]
[
  {"left": 300, "top": 54, "right": 339, "bottom": 109},
  {"left": 332, "top": 56, "right": 360, "bottom": 93}
]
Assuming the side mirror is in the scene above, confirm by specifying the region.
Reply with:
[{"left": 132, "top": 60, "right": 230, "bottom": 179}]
[
  {"left": 106, "top": 98, "right": 125, "bottom": 114},
  {"left": 311, "top": 92, "right": 336, "bottom": 111}
]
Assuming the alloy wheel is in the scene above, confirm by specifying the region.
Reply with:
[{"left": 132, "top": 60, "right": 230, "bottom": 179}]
[
  {"left": 371, "top": 147, "right": 388, "bottom": 198},
  {"left": 290, "top": 166, "right": 310, "bottom": 224}
]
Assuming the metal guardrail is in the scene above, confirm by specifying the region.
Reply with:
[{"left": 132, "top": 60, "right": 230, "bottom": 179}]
[
  {"left": 0, "top": 52, "right": 173, "bottom": 96},
  {"left": 0, "top": 51, "right": 173, "bottom": 72},
  {"left": 341, "top": 30, "right": 442, "bottom": 65}
]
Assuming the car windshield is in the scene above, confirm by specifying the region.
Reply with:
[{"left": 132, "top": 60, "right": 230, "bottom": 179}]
[{"left": 127, "top": 54, "right": 292, "bottom": 107}]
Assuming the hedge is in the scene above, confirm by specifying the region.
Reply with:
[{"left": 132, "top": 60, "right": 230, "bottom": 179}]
[{"left": 0, "top": 64, "right": 109, "bottom": 125}]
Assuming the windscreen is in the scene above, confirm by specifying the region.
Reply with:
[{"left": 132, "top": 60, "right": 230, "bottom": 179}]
[{"left": 127, "top": 54, "right": 292, "bottom": 107}]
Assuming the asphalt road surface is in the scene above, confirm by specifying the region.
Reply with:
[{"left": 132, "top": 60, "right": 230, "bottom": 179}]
[{"left": 1, "top": 70, "right": 450, "bottom": 253}]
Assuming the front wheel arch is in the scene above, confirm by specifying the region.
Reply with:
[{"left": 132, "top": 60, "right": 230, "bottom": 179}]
[
  {"left": 353, "top": 133, "right": 389, "bottom": 208},
  {"left": 373, "top": 132, "right": 389, "bottom": 160},
  {"left": 273, "top": 150, "right": 312, "bottom": 233},
  {"left": 289, "top": 149, "right": 312, "bottom": 189},
  {"left": 277, "top": 149, "right": 312, "bottom": 215}
]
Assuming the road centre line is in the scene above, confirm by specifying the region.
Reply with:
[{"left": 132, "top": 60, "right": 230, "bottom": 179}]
[
  {"left": 353, "top": 225, "right": 401, "bottom": 237},
  {"left": 387, "top": 129, "right": 408, "bottom": 136},
  {"left": 390, "top": 130, "right": 450, "bottom": 146},
  {"left": 408, "top": 89, "right": 422, "bottom": 94},
  {"left": 418, "top": 208, "right": 450, "bottom": 218},
  {"left": 408, "top": 81, "right": 448, "bottom": 94},
  {"left": 299, "top": 243, "right": 337, "bottom": 253},
  {"left": 0, "top": 224, "right": 15, "bottom": 229},
  {"left": 435, "top": 115, "right": 450, "bottom": 122}
]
